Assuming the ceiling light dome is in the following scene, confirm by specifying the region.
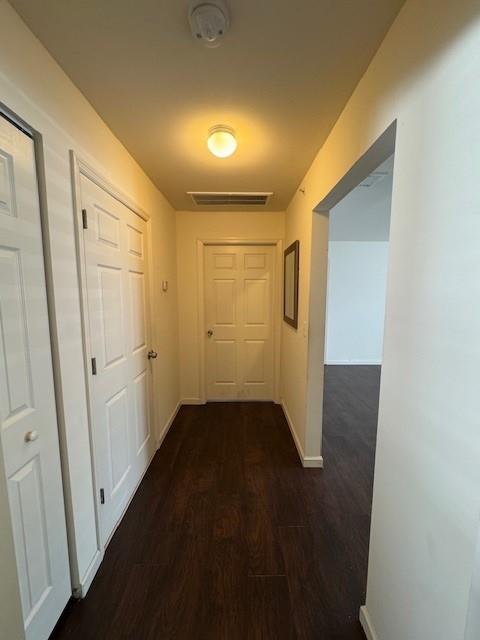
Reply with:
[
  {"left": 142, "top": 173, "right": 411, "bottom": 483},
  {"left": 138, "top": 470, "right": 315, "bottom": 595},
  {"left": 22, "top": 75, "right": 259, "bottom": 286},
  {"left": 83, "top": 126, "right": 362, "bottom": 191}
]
[{"left": 207, "top": 125, "right": 237, "bottom": 158}]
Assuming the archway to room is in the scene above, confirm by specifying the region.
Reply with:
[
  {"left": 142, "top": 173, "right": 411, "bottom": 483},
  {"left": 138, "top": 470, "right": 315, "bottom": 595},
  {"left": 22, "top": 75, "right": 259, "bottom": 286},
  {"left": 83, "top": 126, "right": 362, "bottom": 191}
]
[
  {"left": 322, "top": 149, "right": 394, "bottom": 467},
  {"left": 304, "top": 123, "right": 397, "bottom": 623}
]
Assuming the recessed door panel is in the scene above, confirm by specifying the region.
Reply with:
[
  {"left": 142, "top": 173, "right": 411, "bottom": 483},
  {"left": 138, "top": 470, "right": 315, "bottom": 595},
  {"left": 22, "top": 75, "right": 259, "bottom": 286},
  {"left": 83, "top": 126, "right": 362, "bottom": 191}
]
[
  {"left": 134, "top": 370, "right": 149, "bottom": 453},
  {"left": 129, "top": 271, "right": 146, "bottom": 352},
  {"left": 99, "top": 266, "right": 125, "bottom": 368},
  {"left": 9, "top": 457, "right": 52, "bottom": 622},
  {"left": 0, "top": 247, "right": 34, "bottom": 423},
  {"left": 245, "top": 279, "right": 267, "bottom": 326},
  {"left": 96, "top": 206, "right": 120, "bottom": 249},
  {"left": 127, "top": 225, "right": 143, "bottom": 258},
  {"left": 244, "top": 340, "right": 265, "bottom": 384},
  {"left": 214, "top": 279, "right": 236, "bottom": 325},
  {"left": 244, "top": 253, "right": 266, "bottom": 269},
  {"left": 214, "top": 340, "right": 236, "bottom": 384},
  {"left": 214, "top": 253, "right": 235, "bottom": 269},
  {"left": 106, "top": 389, "right": 130, "bottom": 496},
  {"left": 0, "top": 150, "right": 16, "bottom": 217}
]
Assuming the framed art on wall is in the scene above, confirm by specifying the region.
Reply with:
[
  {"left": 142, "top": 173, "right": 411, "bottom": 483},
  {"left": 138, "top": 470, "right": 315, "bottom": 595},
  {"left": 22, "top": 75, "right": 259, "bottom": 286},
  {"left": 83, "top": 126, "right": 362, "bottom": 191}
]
[{"left": 283, "top": 240, "right": 299, "bottom": 328}]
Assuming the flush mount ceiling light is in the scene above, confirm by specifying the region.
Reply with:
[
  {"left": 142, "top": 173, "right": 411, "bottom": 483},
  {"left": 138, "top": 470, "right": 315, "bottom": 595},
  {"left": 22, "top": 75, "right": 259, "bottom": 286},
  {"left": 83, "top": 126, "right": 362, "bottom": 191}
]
[{"left": 207, "top": 125, "right": 237, "bottom": 158}]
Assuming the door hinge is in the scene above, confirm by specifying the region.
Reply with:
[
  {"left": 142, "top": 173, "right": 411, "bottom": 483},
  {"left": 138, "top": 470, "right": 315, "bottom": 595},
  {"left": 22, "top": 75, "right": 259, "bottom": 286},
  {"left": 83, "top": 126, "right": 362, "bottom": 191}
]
[
  {"left": 91, "top": 357, "right": 97, "bottom": 375},
  {"left": 100, "top": 488, "right": 105, "bottom": 504},
  {"left": 82, "top": 208, "right": 88, "bottom": 229}
]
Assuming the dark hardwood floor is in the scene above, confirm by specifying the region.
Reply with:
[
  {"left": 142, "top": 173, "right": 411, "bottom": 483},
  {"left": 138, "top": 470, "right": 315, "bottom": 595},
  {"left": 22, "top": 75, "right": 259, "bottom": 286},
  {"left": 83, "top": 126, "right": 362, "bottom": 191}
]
[{"left": 51, "top": 365, "right": 380, "bottom": 640}]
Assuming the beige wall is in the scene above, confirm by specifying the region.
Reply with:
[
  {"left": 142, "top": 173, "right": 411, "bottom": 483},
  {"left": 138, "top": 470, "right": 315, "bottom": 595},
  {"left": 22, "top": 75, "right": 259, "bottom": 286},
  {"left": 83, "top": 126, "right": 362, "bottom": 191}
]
[
  {"left": 0, "top": 0, "right": 179, "bottom": 608},
  {"left": 283, "top": 0, "right": 480, "bottom": 638},
  {"left": 176, "top": 210, "right": 285, "bottom": 402}
]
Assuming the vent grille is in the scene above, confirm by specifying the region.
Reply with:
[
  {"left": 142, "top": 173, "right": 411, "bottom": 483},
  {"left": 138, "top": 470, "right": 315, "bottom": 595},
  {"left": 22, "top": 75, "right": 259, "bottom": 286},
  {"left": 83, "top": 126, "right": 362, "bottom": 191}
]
[{"left": 188, "top": 191, "right": 273, "bottom": 206}]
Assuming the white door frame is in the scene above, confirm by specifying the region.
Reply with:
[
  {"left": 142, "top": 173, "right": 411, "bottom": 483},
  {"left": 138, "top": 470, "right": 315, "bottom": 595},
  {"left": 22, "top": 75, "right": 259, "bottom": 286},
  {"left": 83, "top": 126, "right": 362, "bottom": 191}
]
[
  {"left": 196, "top": 238, "right": 283, "bottom": 404},
  {"left": 70, "top": 151, "right": 155, "bottom": 593}
]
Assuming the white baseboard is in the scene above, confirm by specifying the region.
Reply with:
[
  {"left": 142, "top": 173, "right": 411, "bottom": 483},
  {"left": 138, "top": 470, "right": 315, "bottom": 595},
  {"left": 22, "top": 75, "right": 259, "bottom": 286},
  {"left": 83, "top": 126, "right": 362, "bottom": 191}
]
[
  {"left": 157, "top": 401, "right": 182, "bottom": 448},
  {"left": 180, "top": 397, "right": 206, "bottom": 405},
  {"left": 281, "top": 400, "right": 323, "bottom": 468},
  {"left": 360, "top": 606, "right": 379, "bottom": 640},
  {"left": 75, "top": 550, "right": 103, "bottom": 598},
  {"left": 325, "top": 360, "right": 382, "bottom": 365}
]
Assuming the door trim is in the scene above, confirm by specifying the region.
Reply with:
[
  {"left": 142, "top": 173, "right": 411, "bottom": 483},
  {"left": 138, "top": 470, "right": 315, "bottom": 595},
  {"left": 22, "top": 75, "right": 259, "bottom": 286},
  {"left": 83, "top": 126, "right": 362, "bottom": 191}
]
[
  {"left": 69, "top": 150, "right": 155, "bottom": 594},
  {"left": 197, "top": 238, "right": 283, "bottom": 404}
]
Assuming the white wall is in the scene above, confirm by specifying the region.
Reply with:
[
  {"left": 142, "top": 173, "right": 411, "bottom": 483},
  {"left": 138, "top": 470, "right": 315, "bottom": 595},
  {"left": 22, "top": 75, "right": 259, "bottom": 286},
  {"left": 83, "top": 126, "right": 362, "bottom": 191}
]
[
  {"left": 325, "top": 164, "right": 392, "bottom": 364},
  {"left": 176, "top": 210, "right": 284, "bottom": 403},
  {"left": 281, "top": 0, "right": 480, "bottom": 637},
  {"left": 0, "top": 0, "right": 179, "bottom": 615},
  {"left": 325, "top": 242, "right": 389, "bottom": 364}
]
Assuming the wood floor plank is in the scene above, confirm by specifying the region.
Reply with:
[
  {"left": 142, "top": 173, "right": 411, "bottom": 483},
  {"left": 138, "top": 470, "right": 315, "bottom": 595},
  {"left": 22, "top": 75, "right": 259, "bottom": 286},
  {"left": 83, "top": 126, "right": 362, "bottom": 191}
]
[
  {"left": 247, "top": 576, "right": 296, "bottom": 640},
  {"left": 50, "top": 366, "right": 379, "bottom": 640}
]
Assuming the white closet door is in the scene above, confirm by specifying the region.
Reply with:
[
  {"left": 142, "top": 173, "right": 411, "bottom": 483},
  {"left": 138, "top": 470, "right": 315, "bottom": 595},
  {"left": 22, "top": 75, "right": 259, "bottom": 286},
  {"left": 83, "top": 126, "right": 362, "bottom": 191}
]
[
  {"left": 79, "top": 175, "right": 154, "bottom": 545},
  {"left": 205, "top": 245, "right": 275, "bottom": 401},
  {"left": 0, "top": 115, "right": 70, "bottom": 639}
]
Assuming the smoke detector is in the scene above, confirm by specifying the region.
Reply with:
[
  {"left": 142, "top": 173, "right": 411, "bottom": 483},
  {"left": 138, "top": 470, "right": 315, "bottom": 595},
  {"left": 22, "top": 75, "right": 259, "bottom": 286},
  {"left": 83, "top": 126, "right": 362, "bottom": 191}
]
[{"left": 189, "top": 1, "right": 230, "bottom": 48}]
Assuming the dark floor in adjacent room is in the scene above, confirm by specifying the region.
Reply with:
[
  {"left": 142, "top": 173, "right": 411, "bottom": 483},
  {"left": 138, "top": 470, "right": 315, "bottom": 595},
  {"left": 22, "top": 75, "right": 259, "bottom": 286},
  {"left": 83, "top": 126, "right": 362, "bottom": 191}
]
[{"left": 50, "top": 365, "right": 380, "bottom": 640}]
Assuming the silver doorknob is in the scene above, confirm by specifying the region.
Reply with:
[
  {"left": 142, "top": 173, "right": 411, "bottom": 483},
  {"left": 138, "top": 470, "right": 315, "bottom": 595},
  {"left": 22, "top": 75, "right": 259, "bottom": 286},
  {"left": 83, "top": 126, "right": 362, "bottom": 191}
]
[
  {"left": 24, "top": 430, "right": 39, "bottom": 443},
  {"left": 207, "top": 329, "right": 214, "bottom": 337},
  {"left": 147, "top": 350, "right": 158, "bottom": 360}
]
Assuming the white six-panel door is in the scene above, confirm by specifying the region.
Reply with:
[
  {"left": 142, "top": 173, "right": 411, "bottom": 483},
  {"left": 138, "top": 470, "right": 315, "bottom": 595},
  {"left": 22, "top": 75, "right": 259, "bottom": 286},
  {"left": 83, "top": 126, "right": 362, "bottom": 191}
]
[
  {"left": 79, "top": 175, "right": 155, "bottom": 545},
  {"left": 0, "top": 115, "right": 70, "bottom": 639},
  {"left": 205, "top": 245, "right": 275, "bottom": 401}
]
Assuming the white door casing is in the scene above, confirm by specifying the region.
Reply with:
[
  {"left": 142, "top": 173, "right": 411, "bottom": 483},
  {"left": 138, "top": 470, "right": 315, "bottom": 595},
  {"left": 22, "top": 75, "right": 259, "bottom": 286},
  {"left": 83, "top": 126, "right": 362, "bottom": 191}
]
[
  {"left": 78, "top": 174, "right": 155, "bottom": 546},
  {"left": 0, "top": 115, "right": 70, "bottom": 639},
  {"left": 204, "top": 245, "right": 276, "bottom": 401}
]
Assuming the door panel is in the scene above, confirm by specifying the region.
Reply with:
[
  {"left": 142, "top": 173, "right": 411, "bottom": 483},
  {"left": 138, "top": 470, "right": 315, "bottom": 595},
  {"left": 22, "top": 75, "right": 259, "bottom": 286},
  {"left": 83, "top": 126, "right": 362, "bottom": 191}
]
[
  {"left": 214, "top": 279, "right": 236, "bottom": 324},
  {"left": 0, "top": 115, "right": 70, "bottom": 639},
  {"left": 0, "top": 247, "right": 34, "bottom": 418},
  {"left": 245, "top": 279, "right": 267, "bottom": 325},
  {"left": 205, "top": 245, "right": 275, "bottom": 400},
  {"left": 130, "top": 271, "right": 146, "bottom": 350},
  {"left": 244, "top": 340, "right": 266, "bottom": 383},
  {"left": 9, "top": 457, "right": 51, "bottom": 621},
  {"left": 79, "top": 175, "right": 154, "bottom": 545},
  {"left": 105, "top": 388, "right": 130, "bottom": 495},
  {"left": 99, "top": 266, "right": 125, "bottom": 366},
  {"left": 134, "top": 371, "right": 149, "bottom": 453},
  {"left": 215, "top": 340, "right": 237, "bottom": 384}
]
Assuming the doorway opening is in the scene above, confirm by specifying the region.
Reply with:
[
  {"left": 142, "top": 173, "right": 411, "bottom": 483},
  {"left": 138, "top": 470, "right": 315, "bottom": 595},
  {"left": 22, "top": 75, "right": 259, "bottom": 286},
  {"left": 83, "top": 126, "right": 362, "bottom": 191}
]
[
  {"left": 322, "top": 148, "right": 394, "bottom": 488},
  {"left": 303, "top": 123, "right": 397, "bottom": 627},
  {"left": 322, "top": 150, "right": 394, "bottom": 550}
]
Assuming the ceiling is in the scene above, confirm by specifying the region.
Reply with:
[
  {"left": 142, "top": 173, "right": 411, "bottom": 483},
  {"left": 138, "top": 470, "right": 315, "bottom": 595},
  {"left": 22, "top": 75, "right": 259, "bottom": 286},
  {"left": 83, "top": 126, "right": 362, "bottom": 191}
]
[
  {"left": 330, "top": 155, "right": 394, "bottom": 242},
  {"left": 10, "top": 0, "right": 405, "bottom": 211}
]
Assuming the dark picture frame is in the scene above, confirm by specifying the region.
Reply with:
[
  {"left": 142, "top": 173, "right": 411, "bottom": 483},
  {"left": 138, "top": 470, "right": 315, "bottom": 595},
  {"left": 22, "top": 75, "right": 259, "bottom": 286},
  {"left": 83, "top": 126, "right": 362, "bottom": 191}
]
[{"left": 283, "top": 240, "right": 299, "bottom": 329}]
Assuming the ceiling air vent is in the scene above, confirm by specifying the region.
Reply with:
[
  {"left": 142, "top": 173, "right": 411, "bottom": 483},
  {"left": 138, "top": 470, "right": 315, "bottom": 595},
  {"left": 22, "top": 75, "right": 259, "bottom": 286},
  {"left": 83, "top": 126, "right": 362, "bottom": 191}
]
[{"left": 188, "top": 191, "right": 273, "bottom": 206}]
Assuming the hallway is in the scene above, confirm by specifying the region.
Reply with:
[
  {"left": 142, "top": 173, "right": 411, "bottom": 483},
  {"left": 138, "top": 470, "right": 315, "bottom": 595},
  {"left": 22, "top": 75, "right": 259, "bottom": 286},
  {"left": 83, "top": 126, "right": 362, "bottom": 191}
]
[{"left": 50, "top": 366, "right": 380, "bottom": 639}]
